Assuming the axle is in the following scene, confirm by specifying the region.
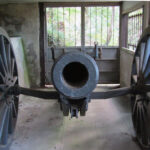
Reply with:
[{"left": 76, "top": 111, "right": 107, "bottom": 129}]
[
  {"left": 0, "top": 85, "right": 133, "bottom": 100},
  {"left": 0, "top": 84, "right": 149, "bottom": 117},
  {"left": 1, "top": 51, "right": 149, "bottom": 117}
]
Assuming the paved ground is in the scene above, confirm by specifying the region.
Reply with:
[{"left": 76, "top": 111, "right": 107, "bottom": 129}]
[{"left": 10, "top": 86, "right": 141, "bottom": 150}]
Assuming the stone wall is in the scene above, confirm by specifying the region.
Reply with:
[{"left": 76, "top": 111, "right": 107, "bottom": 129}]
[{"left": 0, "top": 3, "right": 40, "bottom": 87}]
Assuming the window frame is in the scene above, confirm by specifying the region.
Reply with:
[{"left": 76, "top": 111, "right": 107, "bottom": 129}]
[
  {"left": 43, "top": 2, "right": 121, "bottom": 49},
  {"left": 127, "top": 7, "right": 144, "bottom": 51},
  {"left": 120, "top": 4, "right": 145, "bottom": 49}
]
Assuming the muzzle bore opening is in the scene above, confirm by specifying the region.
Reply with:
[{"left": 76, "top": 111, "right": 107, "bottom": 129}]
[{"left": 62, "top": 62, "right": 89, "bottom": 88}]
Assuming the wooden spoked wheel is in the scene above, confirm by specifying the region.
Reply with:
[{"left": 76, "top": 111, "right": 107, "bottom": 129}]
[
  {"left": 131, "top": 27, "right": 150, "bottom": 149},
  {"left": 0, "top": 28, "right": 19, "bottom": 146}
]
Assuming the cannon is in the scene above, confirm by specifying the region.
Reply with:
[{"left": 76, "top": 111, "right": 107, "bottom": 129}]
[
  {"left": 52, "top": 52, "right": 99, "bottom": 117},
  {"left": 0, "top": 26, "right": 150, "bottom": 149}
]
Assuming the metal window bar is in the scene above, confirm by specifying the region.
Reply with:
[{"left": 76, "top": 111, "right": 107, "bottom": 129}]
[
  {"left": 63, "top": 7, "right": 65, "bottom": 47},
  {"left": 46, "top": 6, "right": 119, "bottom": 47},
  {"left": 140, "top": 13, "right": 142, "bottom": 35},
  {"left": 128, "top": 13, "right": 143, "bottom": 50},
  {"left": 69, "top": 8, "right": 70, "bottom": 45},
  {"left": 95, "top": 7, "right": 97, "bottom": 42},
  {"left": 86, "top": 6, "right": 119, "bottom": 47},
  {"left": 51, "top": 8, "right": 53, "bottom": 43},
  {"left": 57, "top": 8, "right": 59, "bottom": 46},
  {"left": 75, "top": 7, "right": 76, "bottom": 47},
  {"left": 112, "top": 7, "right": 115, "bottom": 45},
  {"left": 90, "top": 7, "right": 91, "bottom": 46},
  {"left": 107, "top": 7, "right": 108, "bottom": 46},
  {"left": 101, "top": 7, "right": 103, "bottom": 46}
]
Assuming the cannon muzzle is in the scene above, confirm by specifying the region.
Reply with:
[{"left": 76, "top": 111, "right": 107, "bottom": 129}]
[{"left": 52, "top": 52, "right": 99, "bottom": 99}]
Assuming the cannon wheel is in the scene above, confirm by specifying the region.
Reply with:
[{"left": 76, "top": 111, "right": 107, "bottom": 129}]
[
  {"left": 0, "top": 28, "right": 19, "bottom": 147},
  {"left": 131, "top": 26, "right": 150, "bottom": 149}
]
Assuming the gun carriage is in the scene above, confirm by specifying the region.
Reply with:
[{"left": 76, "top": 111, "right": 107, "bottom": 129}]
[{"left": 0, "top": 27, "right": 150, "bottom": 149}]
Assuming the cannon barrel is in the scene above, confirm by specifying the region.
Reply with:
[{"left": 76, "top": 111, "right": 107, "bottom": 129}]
[{"left": 52, "top": 52, "right": 99, "bottom": 99}]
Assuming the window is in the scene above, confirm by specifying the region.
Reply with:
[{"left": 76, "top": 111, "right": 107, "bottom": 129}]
[
  {"left": 46, "top": 7, "right": 81, "bottom": 47},
  {"left": 85, "top": 7, "right": 119, "bottom": 46},
  {"left": 46, "top": 5, "right": 120, "bottom": 48},
  {"left": 128, "top": 8, "right": 143, "bottom": 50}
]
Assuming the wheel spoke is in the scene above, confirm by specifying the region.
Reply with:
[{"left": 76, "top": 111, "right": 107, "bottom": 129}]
[
  {"left": 0, "top": 36, "right": 9, "bottom": 73},
  {"left": 140, "top": 42, "right": 146, "bottom": 71},
  {"left": 143, "top": 56, "right": 150, "bottom": 79},
  {"left": 138, "top": 106, "right": 143, "bottom": 137},
  {"left": 142, "top": 37, "right": 150, "bottom": 73},
  {"left": 0, "top": 106, "right": 9, "bottom": 145},
  {"left": 141, "top": 102, "right": 149, "bottom": 145},
  {"left": 141, "top": 104, "right": 146, "bottom": 122},
  {"left": 12, "top": 100, "right": 17, "bottom": 118},
  {"left": 132, "top": 61, "right": 137, "bottom": 75},
  {"left": 139, "top": 105, "right": 144, "bottom": 137},
  {"left": 136, "top": 56, "right": 140, "bottom": 76},
  {"left": 0, "top": 84, "right": 7, "bottom": 92},
  {"left": 136, "top": 105, "right": 140, "bottom": 134},
  {"left": 0, "top": 72, "right": 5, "bottom": 83},
  {"left": 0, "top": 102, "right": 8, "bottom": 143},
  {"left": 11, "top": 58, "right": 15, "bottom": 77},
  {"left": 7, "top": 44, "right": 11, "bottom": 72},
  {"left": 13, "top": 96, "right": 18, "bottom": 117},
  {"left": 8, "top": 103, "right": 14, "bottom": 134},
  {"left": 132, "top": 75, "right": 137, "bottom": 83},
  {"left": 133, "top": 99, "right": 138, "bottom": 115},
  {"left": 0, "top": 55, "right": 7, "bottom": 76},
  {"left": 135, "top": 56, "right": 140, "bottom": 76},
  {"left": 13, "top": 76, "right": 18, "bottom": 85}
]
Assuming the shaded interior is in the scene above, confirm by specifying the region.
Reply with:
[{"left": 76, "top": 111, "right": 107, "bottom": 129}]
[{"left": 63, "top": 62, "right": 89, "bottom": 88}]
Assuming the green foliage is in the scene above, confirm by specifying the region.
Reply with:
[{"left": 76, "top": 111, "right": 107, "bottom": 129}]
[
  {"left": 46, "top": 6, "right": 119, "bottom": 47},
  {"left": 85, "top": 6, "right": 119, "bottom": 46}
]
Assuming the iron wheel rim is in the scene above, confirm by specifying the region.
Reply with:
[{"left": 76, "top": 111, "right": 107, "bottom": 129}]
[
  {"left": 0, "top": 31, "right": 19, "bottom": 145},
  {"left": 131, "top": 26, "right": 150, "bottom": 148}
]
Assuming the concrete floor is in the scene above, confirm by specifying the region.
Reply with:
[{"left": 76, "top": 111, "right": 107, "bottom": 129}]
[{"left": 10, "top": 86, "right": 141, "bottom": 150}]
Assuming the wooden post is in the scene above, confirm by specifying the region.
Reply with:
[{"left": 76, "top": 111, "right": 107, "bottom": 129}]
[
  {"left": 39, "top": 3, "right": 45, "bottom": 87},
  {"left": 119, "top": 5, "right": 128, "bottom": 48}
]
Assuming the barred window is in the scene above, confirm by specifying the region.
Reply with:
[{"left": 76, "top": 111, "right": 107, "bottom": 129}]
[
  {"left": 46, "top": 7, "right": 81, "bottom": 47},
  {"left": 46, "top": 6, "right": 120, "bottom": 48},
  {"left": 85, "top": 6, "right": 119, "bottom": 46},
  {"left": 128, "top": 8, "right": 143, "bottom": 50}
]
